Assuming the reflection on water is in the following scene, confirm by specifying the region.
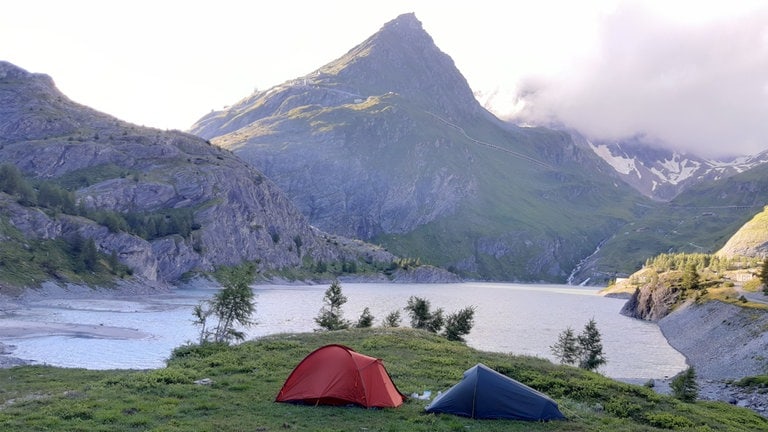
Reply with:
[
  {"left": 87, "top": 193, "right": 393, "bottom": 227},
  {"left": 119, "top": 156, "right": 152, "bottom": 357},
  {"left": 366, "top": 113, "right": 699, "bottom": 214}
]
[{"left": 1, "top": 282, "right": 687, "bottom": 379}]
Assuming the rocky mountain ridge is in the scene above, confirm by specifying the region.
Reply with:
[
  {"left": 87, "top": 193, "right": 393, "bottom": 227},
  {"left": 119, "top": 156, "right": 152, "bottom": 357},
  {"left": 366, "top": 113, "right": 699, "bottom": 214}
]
[
  {"left": 191, "top": 13, "right": 651, "bottom": 283},
  {"left": 0, "top": 60, "right": 415, "bottom": 288}
]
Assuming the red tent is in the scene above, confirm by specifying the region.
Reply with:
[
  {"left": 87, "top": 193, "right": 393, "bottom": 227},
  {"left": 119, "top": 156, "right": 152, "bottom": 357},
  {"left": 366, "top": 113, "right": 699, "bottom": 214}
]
[{"left": 275, "top": 344, "right": 406, "bottom": 408}]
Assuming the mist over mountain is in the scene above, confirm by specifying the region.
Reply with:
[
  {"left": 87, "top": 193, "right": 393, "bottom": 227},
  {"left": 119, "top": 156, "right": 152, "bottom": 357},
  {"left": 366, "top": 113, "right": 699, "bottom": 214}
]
[{"left": 191, "top": 13, "right": 652, "bottom": 284}]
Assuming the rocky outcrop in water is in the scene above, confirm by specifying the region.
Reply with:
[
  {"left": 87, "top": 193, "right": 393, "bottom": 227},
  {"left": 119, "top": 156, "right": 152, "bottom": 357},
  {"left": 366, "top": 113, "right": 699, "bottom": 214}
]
[{"left": 620, "top": 285, "right": 682, "bottom": 321}]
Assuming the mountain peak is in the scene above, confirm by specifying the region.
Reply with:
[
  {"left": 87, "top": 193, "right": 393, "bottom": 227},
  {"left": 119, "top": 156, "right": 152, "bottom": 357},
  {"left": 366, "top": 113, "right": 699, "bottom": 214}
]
[
  {"left": 0, "top": 60, "right": 55, "bottom": 88},
  {"left": 312, "top": 13, "right": 483, "bottom": 121}
]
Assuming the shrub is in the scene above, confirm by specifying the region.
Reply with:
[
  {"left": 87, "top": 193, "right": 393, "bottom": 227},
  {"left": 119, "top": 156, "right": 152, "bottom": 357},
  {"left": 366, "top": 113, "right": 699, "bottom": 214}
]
[{"left": 644, "top": 412, "right": 694, "bottom": 429}]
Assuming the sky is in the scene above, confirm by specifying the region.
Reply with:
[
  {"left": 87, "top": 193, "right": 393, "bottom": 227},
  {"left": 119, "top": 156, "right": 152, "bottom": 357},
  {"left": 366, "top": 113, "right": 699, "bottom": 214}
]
[{"left": 2, "top": 0, "right": 767, "bottom": 157}]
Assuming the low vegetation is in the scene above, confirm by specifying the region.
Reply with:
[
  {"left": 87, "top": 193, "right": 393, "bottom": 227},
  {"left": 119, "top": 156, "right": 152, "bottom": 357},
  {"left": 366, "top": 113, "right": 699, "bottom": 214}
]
[{"left": 0, "top": 330, "right": 765, "bottom": 431}]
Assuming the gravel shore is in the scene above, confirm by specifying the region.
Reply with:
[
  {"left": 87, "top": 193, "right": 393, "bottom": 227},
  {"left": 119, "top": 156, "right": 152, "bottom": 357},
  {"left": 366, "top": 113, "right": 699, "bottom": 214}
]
[
  {"left": 0, "top": 280, "right": 173, "bottom": 368},
  {"left": 658, "top": 300, "right": 768, "bottom": 416}
]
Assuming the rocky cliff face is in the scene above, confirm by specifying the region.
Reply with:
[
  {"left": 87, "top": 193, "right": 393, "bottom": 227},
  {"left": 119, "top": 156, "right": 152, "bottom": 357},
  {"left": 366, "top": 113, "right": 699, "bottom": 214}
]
[
  {"left": 0, "top": 61, "right": 397, "bottom": 285},
  {"left": 190, "top": 14, "right": 649, "bottom": 283},
  {"left": 620, "top": 285, "right": 682, "bottom": 322}
]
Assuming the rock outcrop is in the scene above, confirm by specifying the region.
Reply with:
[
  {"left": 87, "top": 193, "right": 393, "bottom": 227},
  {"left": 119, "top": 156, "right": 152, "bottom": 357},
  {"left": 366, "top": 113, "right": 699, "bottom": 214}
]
[{"left": 620, "top": 285, "right": 682, "bottom": 321}]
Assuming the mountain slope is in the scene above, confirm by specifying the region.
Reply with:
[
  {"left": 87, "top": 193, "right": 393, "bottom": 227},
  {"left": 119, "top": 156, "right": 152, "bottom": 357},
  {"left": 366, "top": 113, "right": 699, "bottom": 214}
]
[
  {"left": 0, "top": 61, "right": 395, "bottom": 287},
  {"left": 570, "top": 162, "right": 768, "bottom": 281},
  {"left": 715, "top": 205, "right": 768, "bottom": 258},
  {"left": 190, "top": 13, "right": 652, "bottom": 283}
]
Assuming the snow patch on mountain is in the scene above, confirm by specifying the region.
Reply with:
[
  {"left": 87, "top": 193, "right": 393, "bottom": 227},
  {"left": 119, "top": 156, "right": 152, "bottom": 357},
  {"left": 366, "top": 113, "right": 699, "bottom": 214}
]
[
  {"left": 653, "top": 156, "right": 701, "bottom": 185},
  {"left": 590, "top": 142, "right": 640, "bottom": 178},
  {"left": 582, "top": 135, "right": 768, "bottom": 201}
]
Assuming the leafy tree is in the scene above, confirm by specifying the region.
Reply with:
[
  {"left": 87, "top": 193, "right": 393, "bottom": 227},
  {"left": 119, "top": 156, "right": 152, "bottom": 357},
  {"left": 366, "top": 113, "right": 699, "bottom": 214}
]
[
  {"left": 443, "top": 306, "right": 476, "bottom": 342},
  {"left": 551, "top": 326, "right": 579, "bottom": 365},
  {"left": 681, "top": 263, "right": 700, "bottom": 291},
  {"left": 193, "top": 263, "right": 256, "bottom": 344},
  {"left": 355, "top": 307, "right": 374, "bottom": 328},
  {"left": 314, "top": 280, "right": 350, "bottom": 331},
  {"left": 577, "top": 319, "right": 606, "bottom": 371},
  {"left": 670, "top": 367, "right": 699, "bottom": 402},
  {"left": 382, "top": 310, "right": 401, "bottom": 327},
  {"left": 404, "top": 296, "right": 444, "bottom": 332}
]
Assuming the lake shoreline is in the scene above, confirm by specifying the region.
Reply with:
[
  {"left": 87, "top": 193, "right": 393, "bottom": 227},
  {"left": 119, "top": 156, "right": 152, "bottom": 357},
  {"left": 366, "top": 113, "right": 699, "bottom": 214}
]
[{"left": 1, "top": 281, "right": 684, "bottom": 378}]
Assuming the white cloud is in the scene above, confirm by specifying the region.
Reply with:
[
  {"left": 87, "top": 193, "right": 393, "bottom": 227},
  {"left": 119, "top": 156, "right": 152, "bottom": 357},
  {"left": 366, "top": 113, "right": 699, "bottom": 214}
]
[{"left": 505, "top": 3, "right": 768, "bottom": 157}]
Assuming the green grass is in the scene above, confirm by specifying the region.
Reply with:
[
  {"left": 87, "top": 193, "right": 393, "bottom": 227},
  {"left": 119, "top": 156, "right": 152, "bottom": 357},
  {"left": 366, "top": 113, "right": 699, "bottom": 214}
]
[{"left": 0, "top": 329, "right": 764, "bottom": 431}]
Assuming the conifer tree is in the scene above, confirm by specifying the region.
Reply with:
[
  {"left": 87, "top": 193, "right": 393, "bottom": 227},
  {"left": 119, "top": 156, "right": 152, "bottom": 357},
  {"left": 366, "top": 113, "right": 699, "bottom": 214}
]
[
  {"left": 443, "top": 306, "right": 476, "bottom": 342},
  {"left": 577, "top": 319, "right": 606, "bottom": 371},
  {"left": 551, "top": 326, "right": 579, "bottom": 365},
  {"left": 314, "top": 280, "right": 351, "bottom": 330},
  {"left": 670, "top": 366, "right": 699, "bottom": 402},
  {"left": 355, "top": 307, "right": 374, "bottom": 328}
]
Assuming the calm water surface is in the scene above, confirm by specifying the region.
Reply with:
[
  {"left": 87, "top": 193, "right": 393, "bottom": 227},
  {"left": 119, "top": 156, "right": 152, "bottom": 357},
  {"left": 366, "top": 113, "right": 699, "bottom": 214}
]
[{"left": 2, "top": 282, "right": 687, "bottom": 379}]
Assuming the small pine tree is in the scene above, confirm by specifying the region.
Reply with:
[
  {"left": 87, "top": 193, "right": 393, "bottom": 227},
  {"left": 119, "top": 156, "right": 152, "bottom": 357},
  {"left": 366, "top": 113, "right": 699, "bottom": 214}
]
[
  {"left": 314, "top": 280, "right": 351, "bottom": 331},
  {"left": 670, "top": 366, "right": 699, "bottom": 402},
  {"left": 355, "top": 307, "right": 374, "bottom": 328},
  {"left": 443, "top": 306, "right": 476, "bottom": 342},
  {"left": 382, "top": 310, "right": 401, "bottom": 327},
  {"left": 550, "top": 326, "right": 579, "bottom": 365},
  {"left": 404, "top": 296, "right": 444, "bottom": 333},
  {"left": 681, "top": 263, "right": 700, "bottom": 290},
  {"left": 577, "top": 319, "right": 606, "bottom": 371}
]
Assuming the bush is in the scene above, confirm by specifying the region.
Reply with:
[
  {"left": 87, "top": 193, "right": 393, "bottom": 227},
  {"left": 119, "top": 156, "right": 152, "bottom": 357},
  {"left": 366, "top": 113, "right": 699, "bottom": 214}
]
[{"left": 644, "top": 412, "right": 694, "bottom": 429}]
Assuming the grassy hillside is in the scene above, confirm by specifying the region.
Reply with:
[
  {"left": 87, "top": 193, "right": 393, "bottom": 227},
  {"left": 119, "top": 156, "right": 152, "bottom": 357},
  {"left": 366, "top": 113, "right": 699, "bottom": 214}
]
[{"left": 0, "top": 329, "right": 764, "bottom": 431}]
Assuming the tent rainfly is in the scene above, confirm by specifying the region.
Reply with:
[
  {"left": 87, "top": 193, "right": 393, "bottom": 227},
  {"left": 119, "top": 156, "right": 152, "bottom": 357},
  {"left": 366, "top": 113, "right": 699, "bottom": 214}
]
[
  {"left": 275, "top": 344, "right": 406, "bottom": 408},
  {"left": 425, "top": 363, "right": 566, "bottom": 421}
]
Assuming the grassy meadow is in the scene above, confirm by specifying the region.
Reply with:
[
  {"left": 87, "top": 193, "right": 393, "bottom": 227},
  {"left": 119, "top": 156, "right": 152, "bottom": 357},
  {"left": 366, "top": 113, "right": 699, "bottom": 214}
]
[{"left": 1, "top": 328, "right": 765, "bottom": 431}]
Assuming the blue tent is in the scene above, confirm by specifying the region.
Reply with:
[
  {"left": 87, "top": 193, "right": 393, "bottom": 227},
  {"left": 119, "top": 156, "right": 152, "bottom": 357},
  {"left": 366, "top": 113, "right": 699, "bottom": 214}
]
[{"left": 425, "top": 363, "right": 566, "bottom": 421}]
